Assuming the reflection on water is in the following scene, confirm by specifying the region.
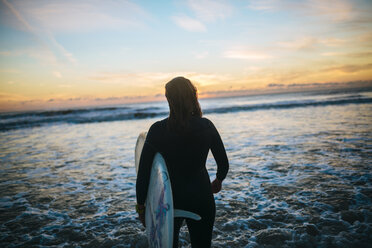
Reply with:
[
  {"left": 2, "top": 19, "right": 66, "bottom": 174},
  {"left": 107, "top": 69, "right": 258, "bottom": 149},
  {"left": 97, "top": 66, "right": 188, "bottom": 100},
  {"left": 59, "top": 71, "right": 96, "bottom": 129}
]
[{"left": 1, "top": 94, "right": 372, "bottom": 247}]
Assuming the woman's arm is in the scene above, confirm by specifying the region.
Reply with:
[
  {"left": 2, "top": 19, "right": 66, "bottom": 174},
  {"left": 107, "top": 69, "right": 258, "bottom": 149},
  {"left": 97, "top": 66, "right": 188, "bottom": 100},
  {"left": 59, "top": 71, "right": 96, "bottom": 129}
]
[
  {"left": 211, "top": 178, "right": 222, "bottom": 193},
  {"left": 209, "top": 120, "right": 229, "bottom": 189}
]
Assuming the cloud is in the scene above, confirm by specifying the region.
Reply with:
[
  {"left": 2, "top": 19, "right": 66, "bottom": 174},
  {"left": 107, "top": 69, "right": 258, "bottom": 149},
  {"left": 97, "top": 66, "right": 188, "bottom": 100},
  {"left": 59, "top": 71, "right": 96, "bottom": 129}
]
[
  {"left": 247, "top": 0, "right": 353, "bottom": 22},
  {"left": 11, "top": 0, "right": 147, "bottom": 32},
  {"left": 278, "top": 37, "right": 318, "bottom": 51},
  {"left": 0, "top": 51, "right": 12, "bottom": 56},
  {"left": 172, "top": 15, "right": 206, "bottom": 32},
  {"left": 0, "top": 92, "right": 27, "bottom": 101},
  {"left": 47, "top": 33, "right": 77, "bottom": 64},
  {"left": 0, "top": 68, "right": 19, "bottom": 74},
  {"left": 58, "top": 84, "right": 72, "bottom": 88},
  {"left": 223, "top": 48, "right": 272, "bottom": 60},
  {"left": 319, "top": 37, "right": 347, "bottom": 46},
  {"left": 247, "top": 0, "right": 278, "bottom": 11},
  {"left": 308, "top": 0, "right": 353, "bottom": 22},
  {"left": 193, "top": 51, "right": 209, "bottom": 59},
  {"left": 277, "top": 36, "right": 346, "bottom": 51},
  {"left": 267, "top": 80, "right": 372, "bottom": 89},
  {"left": 3, "top": 48, "right": 58, "bottom": 64},
  {"left": 2, "top": 0, "right": 44, "bottom": 46},
  {"left": 93, "top": 95, "right": 149, "bottom": 102},
  {"left": 187, "top": 73, "right": 234, "bottom": 87},
  {"left": 245, "top": 66, "right": 262, "bottom": 72},
  {"left": 2, "top": 0, "right": 34, "bottom": 32},
  {"left": 53, "top": 71, "right": 62, "bottom": 78},
  {"left": 89, "top": 72, "right": 175, "bottom": 84},
  {"left": 267, "top": 83, "right": 285, "bottom": 87},
  {"left": 321, "top": 52, "right": 344, "bottom": 57},
  {"left": 2, "top": 0, "right": 76, "bottom": 65},
  {"left": 187, "top": 0, "right": 233, "bottom": 22},
  {"left": 324, "top": 63, "right": 372, "bottom": 73},
  {"left": 321, "top": 51, "right": 372, "bottom": 58},
  {"left": 358, "top": 32, "right": 372, "bottom": 43},
  {"left": 88, "top": 71, "right": 235, "bottom": 90}
]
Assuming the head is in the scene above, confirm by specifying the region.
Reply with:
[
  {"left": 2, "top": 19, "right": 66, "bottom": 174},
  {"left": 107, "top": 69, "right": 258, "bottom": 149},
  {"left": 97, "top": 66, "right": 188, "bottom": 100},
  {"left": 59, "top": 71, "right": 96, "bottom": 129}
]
[{"left": 165, "top": 77, "right": 202, "bottom": 132}]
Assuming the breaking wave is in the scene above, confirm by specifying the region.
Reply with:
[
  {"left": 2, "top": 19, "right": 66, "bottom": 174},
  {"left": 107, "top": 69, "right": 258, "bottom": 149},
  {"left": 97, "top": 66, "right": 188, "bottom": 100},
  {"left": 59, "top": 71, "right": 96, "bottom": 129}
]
[{"left": 1, "top": 93, "right": 371, "bottom": 132}]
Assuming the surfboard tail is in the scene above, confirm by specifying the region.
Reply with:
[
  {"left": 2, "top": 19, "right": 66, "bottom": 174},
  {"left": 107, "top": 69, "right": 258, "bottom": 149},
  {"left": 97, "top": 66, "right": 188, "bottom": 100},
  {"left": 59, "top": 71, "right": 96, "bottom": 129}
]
[{"left": 174, "top": 209, "right": 201, "bottom": 221}]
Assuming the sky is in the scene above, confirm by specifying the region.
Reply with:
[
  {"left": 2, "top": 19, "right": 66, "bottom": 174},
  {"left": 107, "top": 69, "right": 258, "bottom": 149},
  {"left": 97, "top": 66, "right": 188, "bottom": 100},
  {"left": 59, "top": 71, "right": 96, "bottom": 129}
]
[{"left": 0, "top": 0, "right": 372, "bottom": 112}]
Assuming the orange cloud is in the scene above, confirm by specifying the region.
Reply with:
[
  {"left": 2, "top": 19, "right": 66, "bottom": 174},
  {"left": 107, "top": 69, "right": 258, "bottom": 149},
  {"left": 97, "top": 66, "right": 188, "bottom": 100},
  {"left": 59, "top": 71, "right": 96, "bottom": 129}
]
[{"left": 323, "top": 63, "right": 372, "bottom": 73}]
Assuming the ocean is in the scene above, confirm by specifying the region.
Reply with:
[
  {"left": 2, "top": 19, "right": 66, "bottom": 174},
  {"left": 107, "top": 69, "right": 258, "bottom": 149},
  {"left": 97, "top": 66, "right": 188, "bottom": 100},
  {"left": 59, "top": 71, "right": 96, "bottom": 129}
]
[{"left": 0, "top": 88, "right": 371, "bottom": 247}]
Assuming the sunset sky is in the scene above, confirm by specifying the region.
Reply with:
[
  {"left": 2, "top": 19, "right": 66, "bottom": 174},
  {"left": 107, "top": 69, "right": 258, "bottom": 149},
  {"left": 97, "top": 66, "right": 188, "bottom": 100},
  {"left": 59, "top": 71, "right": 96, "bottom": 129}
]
[{"left": 1, "top": 0, "right": 372, "bottom": 111}]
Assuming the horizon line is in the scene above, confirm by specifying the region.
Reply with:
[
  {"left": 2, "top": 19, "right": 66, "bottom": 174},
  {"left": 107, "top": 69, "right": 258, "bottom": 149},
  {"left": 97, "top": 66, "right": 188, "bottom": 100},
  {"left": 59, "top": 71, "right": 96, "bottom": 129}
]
[{"left": 1, "top": 80, "right": 372, "bottom": 113}]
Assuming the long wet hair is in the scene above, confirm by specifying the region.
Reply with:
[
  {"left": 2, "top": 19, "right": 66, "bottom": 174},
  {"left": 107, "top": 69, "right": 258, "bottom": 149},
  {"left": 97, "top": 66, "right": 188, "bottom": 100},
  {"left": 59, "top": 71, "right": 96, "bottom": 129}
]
[{"left": 165, "top": 77, "right": 202, "bottom": 133}]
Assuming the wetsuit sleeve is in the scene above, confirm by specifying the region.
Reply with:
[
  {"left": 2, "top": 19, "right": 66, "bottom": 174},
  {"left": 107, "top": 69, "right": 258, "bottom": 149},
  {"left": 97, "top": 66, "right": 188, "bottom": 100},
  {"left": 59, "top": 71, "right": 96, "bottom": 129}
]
[
  {"left": 136, "top": 124, "right": 157, "bottom": 205},
  {"left": 209, "top": 120, "right": 229, "bottom": 181}
]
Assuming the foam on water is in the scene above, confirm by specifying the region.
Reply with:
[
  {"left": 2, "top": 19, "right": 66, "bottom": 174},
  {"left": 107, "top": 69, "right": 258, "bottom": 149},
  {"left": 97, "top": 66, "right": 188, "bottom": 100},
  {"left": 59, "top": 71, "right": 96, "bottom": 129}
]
[{"left": 0, "top": 90, "right": 371, "bottom": 247}]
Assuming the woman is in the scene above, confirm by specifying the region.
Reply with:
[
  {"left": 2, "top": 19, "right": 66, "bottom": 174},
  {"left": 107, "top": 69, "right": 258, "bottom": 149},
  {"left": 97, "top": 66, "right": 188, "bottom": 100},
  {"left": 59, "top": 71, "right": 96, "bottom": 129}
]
[{"left": 136, "top": 77, "right": 229, "bottom": 247}]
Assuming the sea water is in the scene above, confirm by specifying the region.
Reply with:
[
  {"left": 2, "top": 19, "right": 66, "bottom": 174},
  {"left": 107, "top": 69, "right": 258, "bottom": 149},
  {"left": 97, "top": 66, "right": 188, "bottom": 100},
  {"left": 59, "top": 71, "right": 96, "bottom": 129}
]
[{"left": 0, "top": 89, "right": 371, "bottom": 247}]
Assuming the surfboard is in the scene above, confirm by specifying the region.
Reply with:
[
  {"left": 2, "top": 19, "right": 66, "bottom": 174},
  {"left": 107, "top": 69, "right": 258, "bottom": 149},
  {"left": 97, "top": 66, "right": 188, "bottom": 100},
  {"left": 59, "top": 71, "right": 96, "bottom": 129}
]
[
  {"left": 135, "top": 132, "right": 173, "bottom": 247},
  {"left": 146, "top": 153, "right": 174, "bottom": 247},
  {"left": 135, "top": 132, "right": 147, "bottom": 174},
  {"left": 135, "top": 132, "right": 201, "bottom": 248}
]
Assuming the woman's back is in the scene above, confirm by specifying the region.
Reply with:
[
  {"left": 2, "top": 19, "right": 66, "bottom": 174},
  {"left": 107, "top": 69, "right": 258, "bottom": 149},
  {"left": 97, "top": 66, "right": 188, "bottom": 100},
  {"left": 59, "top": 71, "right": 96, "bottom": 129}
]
[{"left": 137, "top": 117, "right": 228, "bottom": 211}]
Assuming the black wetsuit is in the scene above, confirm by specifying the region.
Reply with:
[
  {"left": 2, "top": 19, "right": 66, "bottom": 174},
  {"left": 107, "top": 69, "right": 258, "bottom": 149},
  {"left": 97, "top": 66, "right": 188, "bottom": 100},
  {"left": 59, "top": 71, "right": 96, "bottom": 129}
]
[{"left": 136, "top": 117, "right": 229, "bottom": 248}]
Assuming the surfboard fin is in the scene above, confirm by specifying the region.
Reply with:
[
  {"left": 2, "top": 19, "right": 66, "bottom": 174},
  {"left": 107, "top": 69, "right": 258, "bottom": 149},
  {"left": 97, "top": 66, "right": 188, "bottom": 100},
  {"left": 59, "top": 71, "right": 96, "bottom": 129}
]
[{"left": 174, "top": 209, "right": 201, "bottom": 221}]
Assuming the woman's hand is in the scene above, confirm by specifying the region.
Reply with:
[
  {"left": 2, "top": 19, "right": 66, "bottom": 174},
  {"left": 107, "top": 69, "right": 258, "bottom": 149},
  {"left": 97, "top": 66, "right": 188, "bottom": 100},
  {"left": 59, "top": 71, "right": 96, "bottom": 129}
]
[
  {"left": 211, "top": 178, "right": 222, "bottom": 194},
  {"left": 136, "top": 204, "right": 146, "bottom": 227}
]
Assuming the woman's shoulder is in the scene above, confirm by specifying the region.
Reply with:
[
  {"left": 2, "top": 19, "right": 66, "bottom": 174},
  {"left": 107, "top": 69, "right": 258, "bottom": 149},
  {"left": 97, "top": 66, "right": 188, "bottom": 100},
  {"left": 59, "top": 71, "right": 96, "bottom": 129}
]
[
  {"left": 149, "top": 118, "right": 168, "bottom": 132},
  {"left": 146, "top": 119, "right": 168, "bottom": 141},
  {"left": 149, "top": 117, "right": 214, "bottom": 133},
  {"left": 191, "top": 117, "right": 215, "bottom": 130},
  {"left": 200, "top": 117, "right": 214, "bottom": 126}
]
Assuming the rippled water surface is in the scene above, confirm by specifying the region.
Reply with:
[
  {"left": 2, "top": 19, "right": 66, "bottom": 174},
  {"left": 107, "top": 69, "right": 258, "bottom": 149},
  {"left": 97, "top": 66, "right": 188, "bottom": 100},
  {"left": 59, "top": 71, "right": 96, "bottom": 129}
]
[{"left": 1, "top": 90, "right": 372, "bottom": 247}]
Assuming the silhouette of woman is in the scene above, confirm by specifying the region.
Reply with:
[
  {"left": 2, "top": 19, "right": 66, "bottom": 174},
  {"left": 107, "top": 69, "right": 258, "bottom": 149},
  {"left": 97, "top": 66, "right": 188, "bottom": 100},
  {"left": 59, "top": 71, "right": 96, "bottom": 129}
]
[{"left": 136, "top": 76, "right": 229, "bottom": 247}]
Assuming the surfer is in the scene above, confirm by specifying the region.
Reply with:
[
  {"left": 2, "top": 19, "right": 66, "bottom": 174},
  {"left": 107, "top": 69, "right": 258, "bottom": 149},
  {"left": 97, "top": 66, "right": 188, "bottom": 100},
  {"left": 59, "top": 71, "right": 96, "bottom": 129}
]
[{"left": 136, "top": 76, "right": 229, "bottom": 247}]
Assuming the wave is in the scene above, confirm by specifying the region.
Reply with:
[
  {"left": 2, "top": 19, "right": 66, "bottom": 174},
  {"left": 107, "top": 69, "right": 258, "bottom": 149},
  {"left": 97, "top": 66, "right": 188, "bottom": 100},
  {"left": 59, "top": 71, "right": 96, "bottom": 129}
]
[
  {"left": 0, "top": 109, "right": 167, "bottom": 132},
  {"left": 1, "top": 95, "right": 371, "bottom": 132},
  {"left": 0, "top": 106, "right": 131, "bottom": 119},
  {"left": 204, "top": 97, "right": 372, "bottom": 114}
]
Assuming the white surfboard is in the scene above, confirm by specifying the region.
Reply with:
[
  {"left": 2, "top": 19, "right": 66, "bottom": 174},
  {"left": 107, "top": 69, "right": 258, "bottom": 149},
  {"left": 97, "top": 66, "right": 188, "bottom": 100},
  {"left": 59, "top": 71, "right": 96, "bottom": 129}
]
[
  {"left": 135, "top": 132, "right": 201, "bottom": 248},
  {"left": 146, "top": 153, "right": 174, "bottom": 247},
  {"left": 135, "top": 132, "right": 147, "bottom": 174}
]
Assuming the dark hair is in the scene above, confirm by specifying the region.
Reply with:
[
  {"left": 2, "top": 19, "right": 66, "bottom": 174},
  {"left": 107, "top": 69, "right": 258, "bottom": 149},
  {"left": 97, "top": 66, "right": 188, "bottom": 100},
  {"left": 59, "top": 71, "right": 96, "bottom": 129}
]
[{"left": 165, "top": 77, "right": 202, "bottom": 133}]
